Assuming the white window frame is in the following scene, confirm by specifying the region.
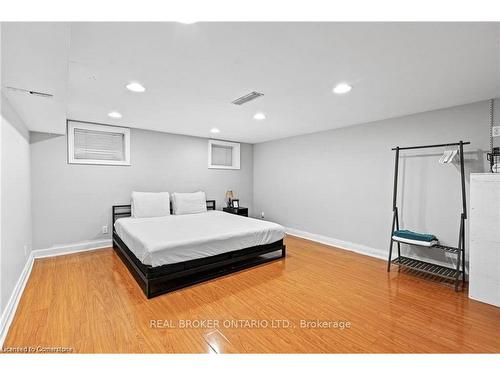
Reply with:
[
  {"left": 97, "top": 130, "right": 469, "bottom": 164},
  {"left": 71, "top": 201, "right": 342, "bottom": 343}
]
[
  {"left": 67, "top": 121, "right": 131, "bottom": 166},
  {"left": 208, "top": 139, "right": 240, "bottom": 170}
]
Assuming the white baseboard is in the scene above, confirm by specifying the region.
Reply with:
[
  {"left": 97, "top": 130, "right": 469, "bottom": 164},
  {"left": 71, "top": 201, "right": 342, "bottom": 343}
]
[
  {"left": 32, "top": 239, "right": 112, "bottom": 259},
  {"left": 0, "top": 238, "right": 112, "bottom": 347},
  {"left": 0, "top": 252, "right": 34, "bottom": 348},
  {"left": 286, "top": 227, "right": 387, "bottom": 260}
]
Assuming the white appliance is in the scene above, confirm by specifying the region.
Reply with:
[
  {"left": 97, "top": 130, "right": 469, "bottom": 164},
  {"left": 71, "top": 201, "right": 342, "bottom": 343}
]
[{"left": 469, "top": 173, "right": 500, "bottom": 307}]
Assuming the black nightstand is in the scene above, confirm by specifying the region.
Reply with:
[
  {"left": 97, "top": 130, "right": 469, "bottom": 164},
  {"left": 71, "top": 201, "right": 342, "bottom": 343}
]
[{"left": 223, "top": 207, "right": 248, "bottom": 217}]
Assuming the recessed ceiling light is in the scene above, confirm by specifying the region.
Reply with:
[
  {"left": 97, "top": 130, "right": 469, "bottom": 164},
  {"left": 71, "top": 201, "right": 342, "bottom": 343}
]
[
  {"left": 178, "top": 20, "right": 197, "bottom": 24},
  {"left": 333, "top": 83, "right": 352, "bottom": 95},
  {"left": 210, "top": 128, "right": 220, "bottom": 134},
  {"left": 253, "top": 112, "right": 266, "bottom": 120},
  {"left": 108, "top": 111, "right": 122, "bottom": 119},
  {"left": 126, "top": 82, "right": 146, "bottom": 93}
]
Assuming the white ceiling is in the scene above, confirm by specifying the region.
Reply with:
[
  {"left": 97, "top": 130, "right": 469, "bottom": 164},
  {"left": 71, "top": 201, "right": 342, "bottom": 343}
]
[{"left": 2, "top": 22, "right": 500, "bottom": 143}]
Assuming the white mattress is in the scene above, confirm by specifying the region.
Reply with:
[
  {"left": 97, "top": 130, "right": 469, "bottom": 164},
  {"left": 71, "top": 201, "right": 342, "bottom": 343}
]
[{"left": 114, "top": 210, "right": 285, "bottom": 267}]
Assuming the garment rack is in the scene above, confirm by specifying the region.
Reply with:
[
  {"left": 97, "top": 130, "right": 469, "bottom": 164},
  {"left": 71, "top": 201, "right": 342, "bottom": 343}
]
[{"left": 387, "top": 140, "right": 469, "bottom": 291}]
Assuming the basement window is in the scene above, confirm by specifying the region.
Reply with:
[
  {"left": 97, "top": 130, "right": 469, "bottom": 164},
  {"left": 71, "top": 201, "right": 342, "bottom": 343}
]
[
  {"left": 67, "top": 121, "right": 131, "bottom": 165},
  {"left": 208, "top": 139, "right": 240, "bottom": 169}
]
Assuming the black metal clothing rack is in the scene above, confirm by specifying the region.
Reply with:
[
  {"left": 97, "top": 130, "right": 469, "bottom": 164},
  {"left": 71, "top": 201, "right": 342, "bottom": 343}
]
[{"left": 387, "top": 140, "right": 470, "bottom": 291}]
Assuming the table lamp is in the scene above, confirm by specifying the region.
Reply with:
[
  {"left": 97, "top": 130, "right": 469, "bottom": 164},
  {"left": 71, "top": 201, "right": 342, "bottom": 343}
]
[{"left": 225, "top": 190, "right": 234, "bottom": 207}]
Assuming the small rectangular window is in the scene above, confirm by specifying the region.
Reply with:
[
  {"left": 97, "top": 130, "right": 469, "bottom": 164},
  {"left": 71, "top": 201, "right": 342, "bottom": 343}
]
[
  {"left": 208, "top": 139, "right": 240, "bottom": 169},
  {"left": 211, "top": 144, "right": 233, "bottom": 166},
  {"left": 68, "top": 121, "right": 130, "bottom": 165}
]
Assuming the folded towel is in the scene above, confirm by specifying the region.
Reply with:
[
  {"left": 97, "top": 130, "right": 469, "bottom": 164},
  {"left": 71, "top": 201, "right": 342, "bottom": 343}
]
[
  {"left": 393, "top": 229, "right": 437, "bottom": 243},
  {"left": 392, "top": 235, "right": 438, "bottom": 247}
]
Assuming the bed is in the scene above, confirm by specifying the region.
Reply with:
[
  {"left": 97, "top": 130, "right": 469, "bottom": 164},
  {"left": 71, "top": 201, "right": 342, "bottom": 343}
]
[{"left": 112, "top": 200, "right": 286, "bottom": 298}]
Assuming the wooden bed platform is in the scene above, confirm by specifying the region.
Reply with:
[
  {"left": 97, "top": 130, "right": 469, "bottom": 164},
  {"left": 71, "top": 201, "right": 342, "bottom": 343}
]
[{"left": 112, "top": 201, "right": 286, "bottom": 298}]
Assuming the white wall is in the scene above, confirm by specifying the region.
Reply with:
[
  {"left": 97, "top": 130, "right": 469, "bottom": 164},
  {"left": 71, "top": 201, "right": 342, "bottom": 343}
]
[
  {"left": 0, "top": 94, "right": 32, "bottom": 312},
  {"left": 1, "top": 19, "right": 3, "bottom": 316},
  {"left": 253, "top": 100, "right": 497, "bottom": 266},
  {"left": 30, "top": 128, "right": 253, "bottom": 249}
]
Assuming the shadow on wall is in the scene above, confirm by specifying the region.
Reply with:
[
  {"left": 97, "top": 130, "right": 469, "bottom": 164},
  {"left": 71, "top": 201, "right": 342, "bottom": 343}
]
[
  {"left": 399, "top": 148, "right": 488, "bottom": 221},
  {"left": 29, "top": 131, "right": 64, "bottom": 144},
  {"left": 397, "top": 148, "right": 488, "bottom": 271},
  {"left": 466, "top": 149, "right": 490, "bottom": 174},
  {"left": 1, "top": 94, "right": 30, "bottom": 142}
]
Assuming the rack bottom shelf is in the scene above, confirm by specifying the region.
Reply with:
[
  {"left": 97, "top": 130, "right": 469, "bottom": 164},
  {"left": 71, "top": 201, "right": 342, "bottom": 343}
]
[{"left": 392, "top": 256, "right": 460, "bottom": 280}]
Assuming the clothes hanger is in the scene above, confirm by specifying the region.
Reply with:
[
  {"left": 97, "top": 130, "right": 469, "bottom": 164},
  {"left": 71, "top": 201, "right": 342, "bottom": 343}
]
[
  {"left": 439, "top": 147, "right": 451, "bottom": 164},
  {"left": 439, "top": 146, "right": 458, "bottom": 164}
]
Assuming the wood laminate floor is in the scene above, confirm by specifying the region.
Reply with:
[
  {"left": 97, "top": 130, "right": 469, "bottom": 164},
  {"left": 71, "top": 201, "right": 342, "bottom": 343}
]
[{"left": 3, "top": 235, "right": 500, "bottom": 353}]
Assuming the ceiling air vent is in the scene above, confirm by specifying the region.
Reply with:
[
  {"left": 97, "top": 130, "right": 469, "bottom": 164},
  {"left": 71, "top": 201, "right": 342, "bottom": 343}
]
[
  {"left": 231, "top": 91, "right": 264, "bottom": 105},
  {"left": 6, "top": 86, "right": 53, "bottom": 98}
]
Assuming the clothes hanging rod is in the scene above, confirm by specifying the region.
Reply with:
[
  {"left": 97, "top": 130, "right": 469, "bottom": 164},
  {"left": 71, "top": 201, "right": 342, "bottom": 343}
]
[{"left": 391, "top": 141, "right": 470, "bottom": 151}]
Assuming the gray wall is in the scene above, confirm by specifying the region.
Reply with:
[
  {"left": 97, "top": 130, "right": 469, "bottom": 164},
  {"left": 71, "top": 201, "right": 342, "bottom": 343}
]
[
  {"left": 20, "top": 99, "right": 500, "bottom": 267},
  {"left": 254, "top": 100, "right": 498, "bottom": 266},
  {"left": 1, "top": 94, "right": 32, "bottom": 312},
  {"left": 31, "top": 128, "right": 253, "bottom": 249}
]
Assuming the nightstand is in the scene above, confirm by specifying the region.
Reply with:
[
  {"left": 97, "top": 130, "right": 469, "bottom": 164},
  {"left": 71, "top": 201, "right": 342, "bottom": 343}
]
[{"left": 223, "top": 207, "right": 248, "bottom": 217}]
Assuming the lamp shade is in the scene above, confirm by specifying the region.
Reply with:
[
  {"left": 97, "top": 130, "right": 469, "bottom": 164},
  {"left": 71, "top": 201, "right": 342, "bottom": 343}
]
[{"left": 225, "top": 190, "right": 234, "bottom": 199}]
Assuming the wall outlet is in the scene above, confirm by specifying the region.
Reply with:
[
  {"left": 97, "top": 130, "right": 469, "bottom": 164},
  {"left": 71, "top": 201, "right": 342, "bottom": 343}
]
[
  {"left": 102, "top": 225, "right": 109, "bottom": 234},
  {"left": 261, "top": 211, "right": 265, "bottom": 219},
  {"left": 492, "top": 126, "right": 500, "bottom": 137}
]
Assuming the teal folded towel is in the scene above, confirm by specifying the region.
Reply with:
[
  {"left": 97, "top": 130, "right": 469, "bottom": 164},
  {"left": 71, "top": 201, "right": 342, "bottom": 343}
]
[{"left": 393, "top": 229, "right": 437, "bottom": 242}]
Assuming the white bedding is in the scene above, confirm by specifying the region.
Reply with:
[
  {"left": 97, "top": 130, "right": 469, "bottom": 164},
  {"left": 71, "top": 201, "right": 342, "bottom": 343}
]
[{"left": 114, "top": 210, "right": 285, "bottom": 267}]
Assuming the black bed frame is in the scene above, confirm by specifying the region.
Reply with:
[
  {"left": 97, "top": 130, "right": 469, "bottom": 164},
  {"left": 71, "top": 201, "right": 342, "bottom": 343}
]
[{"left": 112, "top": 201, "right": 286, "bottom": 298}]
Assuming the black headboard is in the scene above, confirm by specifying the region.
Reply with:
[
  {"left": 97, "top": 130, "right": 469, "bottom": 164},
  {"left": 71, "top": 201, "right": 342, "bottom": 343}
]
[{"left": 112, "top": 200, "right": 216, "bottom": 224}]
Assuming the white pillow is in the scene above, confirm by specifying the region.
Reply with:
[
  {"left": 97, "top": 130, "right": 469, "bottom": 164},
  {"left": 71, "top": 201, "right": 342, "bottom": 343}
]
[
  {"left": 131, "top": 192, "right": 170, "bottom": 218},
  {"left": 171, "top": 191, "right": 207, "bottom": 215}
]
